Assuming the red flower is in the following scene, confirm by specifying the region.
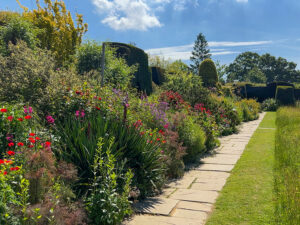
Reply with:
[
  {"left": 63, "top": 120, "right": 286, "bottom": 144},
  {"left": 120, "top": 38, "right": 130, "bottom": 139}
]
[
  {"left": 149, "top": 133, "right": 153, "bottom": 136},
  {"left": 8, "top": 143, "right": 14, "bottom": 147},
  {"left": 29, "top": 139, "right": 36, "bottom": 144},
  {"left": 17, "top": 118, "right": 23, "bottom": 122},
  {"left": 24, "top": 115, "right": 32, "bottom": 119},
  {"left": 10, "top": 166, "right": 20, "bottom": 171},
  {"left": 7, "top": 116, "right": 13, "bottom": 121},
  {"left": 75, "top": 90, "right": 82, "bottom": 95},
  {"left": 3, "top": 171, "right": 7, "bottom": 175},
  {"left": 35, "top": 137, "right": 40, "bottom": 140},
  {"left": 156, "top": 138, "right": 160, "bottom": 141},
  {"left": 28, "top": 145, "right": 34, "bottom": 148},
  {"left": 44, "top": 142, "right": 51, "bottom": 147},
  {"left": 29, "top": 133, "right": 36, "bottom": 136},
  {"left": 5, "top": 159, "right": 12, "bottom": 164},
  {"left": 17, "top": 142, "right": 24, "bottom": 147},
  {"left": 162, "top": 140, "right": 166, "bottom": 144},
  {"left": 98, "top": 97, "right": 102, "bottom": 100},
  {"left": 7, "top": 151, "right": 15, "bottom": 156},
  {"left": 0, "top": 159, "right": 4, "bottom": 164},
  {"left": 0, "top": 108, "right": 7, "bottom": 113},
  {"left": 95, "top": 106, "right": 101, "bottom": 110}
]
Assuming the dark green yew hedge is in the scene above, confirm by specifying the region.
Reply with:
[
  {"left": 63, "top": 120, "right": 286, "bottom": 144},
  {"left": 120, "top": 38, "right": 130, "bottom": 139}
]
[{"left": 107, "top": 42, "right": 152, "bottom": 94}]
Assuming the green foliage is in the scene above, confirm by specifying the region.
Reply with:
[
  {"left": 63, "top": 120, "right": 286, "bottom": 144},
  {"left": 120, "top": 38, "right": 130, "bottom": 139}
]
[
  {"left": 107, "top": 42, "right": 152, "bottom": 94},
  {"left": 261, "top": 98, "right": 278, "bottom": 111},
  {"left": 86, "top": 137, "right": 133, "bottom": 225},
  {"left": 246, "top": 67, "right": 267, "bottom": 83},
  {"left": 76, "top": 40, "right": 102, "bottom": 75},
  {"left": 0, "top": 41, "right": 54, "bottom": 105},
  {"left": 18, "top": 0, "right": 88, "bottom": 65},
  {"left": 0, "top": 16, "right": 39, "bottom": 55},
  {"left": 151, "top": 66, "right": 166, "bottom": 85},
  {"left": 163, "top": 69, "right": 210, "bottom": 106},
  {"left": 227, "top": 52, "right": 300, "bottom": 83},
  {"left": 275, "top": 107, "right": 300, "bottom": 224},
  {"left": 199, "top": 59, "right": 219, "bottom": 87},
  {"left": 215, "top": 60, "right": 227, "bottom": 84},
  {"left": 0, "top": 11, "right": 20, "bottom": 26},
  {"left": 275, "top": 86, "right": 295, "bottom": 106},
  {"left": 235, "top": 99, "right": 261, "bottom": 121},
  {"left": 55, "top": 112, "right": 165, "bottom": 198},
  {"left": 176, "top": 115, "right": 206, "bottom": 163},
  {"left": 190, "top": 32, "right": 211, "bottom": 74}
]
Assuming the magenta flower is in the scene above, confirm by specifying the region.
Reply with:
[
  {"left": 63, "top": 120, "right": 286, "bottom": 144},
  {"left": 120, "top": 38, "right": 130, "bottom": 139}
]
[
  {"left": 80, "top": 110, "right": 85, "bottom": 118},
  {"left": 46, "top": 115, "right": 55, "bottom": 124},
  {"left": 75, "top": 110, "right": 80, "bottom": 118},
  {"left": 24, "top": 106, "right": 33, "bottom": 114}
]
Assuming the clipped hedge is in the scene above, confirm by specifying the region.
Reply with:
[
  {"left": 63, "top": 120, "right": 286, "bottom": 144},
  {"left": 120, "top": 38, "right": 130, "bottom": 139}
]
[
  {"left": 199, "top": 59, "right": 218, "bottom": 87},
  {"left": 151, "top": 66, "right": 166, "bottom": 85},
  {"left": 275, "top": 86, "right": 295, "bottom": 106},
  {"left": 294, "top": 88, "right": 300, "bottom": 100},
  {"left": 107, "top": 42, "right": 152, "bottom": 94}
]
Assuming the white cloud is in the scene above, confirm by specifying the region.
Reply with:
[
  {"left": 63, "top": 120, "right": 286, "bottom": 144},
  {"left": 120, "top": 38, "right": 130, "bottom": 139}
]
[
  {"left": 146, "top": 40, "right": 272, "bottom": 60},
  {"left": 91, "top": 0, "right": 198, "bottom": 30},
  {"left": 92, "top": 0, "right": 162, "bottom": 31},
  {"left": 236, "top": 0, "right": 248, "bottom": 3}
]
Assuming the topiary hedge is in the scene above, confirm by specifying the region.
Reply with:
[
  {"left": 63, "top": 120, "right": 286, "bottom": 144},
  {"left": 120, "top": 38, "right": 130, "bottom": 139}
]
[
  {"left": 294, "top": 88, "right": 300, "bottom": 100},
  {"left": 198, "top": 59, "right": 218, "bottom": 87},
  {"left": 151, "top": 66, "right": 166, "bottom": 85},
  {"left": 107, "top": 42, "right": 152, "bottom": 94},
  {"left": 275, "top": 86, "right": 295, "bottom": 106}
]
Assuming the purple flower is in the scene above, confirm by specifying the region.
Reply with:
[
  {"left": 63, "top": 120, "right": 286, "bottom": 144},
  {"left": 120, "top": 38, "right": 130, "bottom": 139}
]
[{"left": 46, "top": 115, "right": 55, "bottom": 124}]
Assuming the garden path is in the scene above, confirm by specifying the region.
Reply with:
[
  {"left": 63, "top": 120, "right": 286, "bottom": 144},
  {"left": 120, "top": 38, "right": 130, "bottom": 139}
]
[{"left": 123, "top": 112, "right": 266, "bottom": 225}]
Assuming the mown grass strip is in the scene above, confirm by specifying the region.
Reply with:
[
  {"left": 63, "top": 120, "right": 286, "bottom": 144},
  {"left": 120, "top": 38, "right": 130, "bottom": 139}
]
[{"left": 206, "top": 112, "right": 276, "bottom": 225}]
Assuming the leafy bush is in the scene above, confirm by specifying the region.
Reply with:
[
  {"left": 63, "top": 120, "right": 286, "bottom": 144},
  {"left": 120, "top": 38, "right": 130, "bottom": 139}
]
[
  {"left": 0, "top": 41, "right": 54, "bottom": 104},
  {"left": 86, "top": 137, "right": 132, "bottom": 225},
  {"left": 235, "top": 99, "right": 260, "bottom": 121},
  {"left": 174, "top": 114, "right": 206, "bottom": 163},
  {"left": 261, "top": 98, "right": 278, "bottom": 111},
  {"left": 0, "top": 16, "right": 39, "bottom": 55},
  {"left": 19, "top": 0, "right": 88, "bottom": 65},
  {"left": 107, "top": 42, "right": 152, "bottom": 94},
  {"left": 163, "top": 70, "right": 210, "bottom": 106},
  {"left": 199, "top": 59, "right": 218, "bottom": 87},
  {"left": 275, "top": 86, "right": 295, "bottom": 106}
]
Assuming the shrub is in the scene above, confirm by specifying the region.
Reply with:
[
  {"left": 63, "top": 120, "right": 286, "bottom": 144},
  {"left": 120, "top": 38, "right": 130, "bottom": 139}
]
[
  {"left": 19, "top": 0, "right": 88, "bottom": 65},
  {"left": 236, "top": 99, "right": 260, "bottom": 121},
  {"left": 261, "top": 98, "right": 278, "bottom": 111},
  {"left": 0, "top": 41, "right": 54, "bottom": 104},
  {"left": 174, "top": 114, "right": 206, "bottom": 163},
  {"left": 151, "top": 66, "right": 166, "bottom": 85},
  {"left": 107, "top": 42, "right": 152, "bottom": 94},
  {"left": 198, "top": 59, "right": 218, "bottom": 87},
  {"left": 295, "top": 88, "right": 300, "bottom": 100},
  {"left": 276, "top": 86, "right": 295, "bottom": 106},
  {"left": 0, "top": 16, "right": 39, "bottom": 55},
  {"left": 86, "top": 137, "right": 132, "bottom": 225},
  {"left": 163, "top": 71, "right": 211, "bottom": 106}
]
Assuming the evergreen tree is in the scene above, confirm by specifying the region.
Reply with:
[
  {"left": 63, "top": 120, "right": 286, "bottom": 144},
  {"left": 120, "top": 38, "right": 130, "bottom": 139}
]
[{"left": 190, "top": 33, "right": 211, "bottom": 74}]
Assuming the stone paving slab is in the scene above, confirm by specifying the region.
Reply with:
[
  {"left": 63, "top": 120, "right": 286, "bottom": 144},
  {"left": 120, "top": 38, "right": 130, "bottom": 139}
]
[
  {"left": 196, "top": 163, "right": 235, "bottom": 172},
  {"left": 176, "top": 201, "right": 213, "bottom": 212},
  {"left": 133, "top": 197, "right": 179, "bottom": 216},
  {"left": 123, "top": 215, "right": 203, "bottom": 225},
  {"left": 169, "top": 189, "right": 218, "bottom": 203},
  {"left": 167, "top": 176, "right": 196, "bottom": 189},
  {"left": 190, "top": 179, "right": 227, "bottom": 191},
  {"left": 125, "top": 112, "right": 266, "bottom": 225}
]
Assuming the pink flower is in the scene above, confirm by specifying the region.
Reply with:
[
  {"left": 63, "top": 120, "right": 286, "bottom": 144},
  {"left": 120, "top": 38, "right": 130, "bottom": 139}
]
[
  {"left": 163, "top": 124, "right": 169, "bottom": 129},
  {"left": 75, "top": 110, "right": 80, "bottom": 118},
  {"left": 80, "top": 111, "right": 85, "bottom": 118},
  {"left": 46, "top": 115, "right": 55, "bottom": 124}
]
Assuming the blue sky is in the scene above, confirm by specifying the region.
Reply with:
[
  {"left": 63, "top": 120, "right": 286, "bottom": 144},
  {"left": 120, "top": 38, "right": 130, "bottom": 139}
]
[{"left": 2, "top": 0, "right": 300, "bottom": 67}]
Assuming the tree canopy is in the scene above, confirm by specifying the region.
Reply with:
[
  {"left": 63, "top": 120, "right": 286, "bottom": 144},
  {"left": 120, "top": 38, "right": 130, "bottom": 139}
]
[
  {"left": 190, "top": 33, "right": 211, "bottom": 74},
  {"left": 226, "top": 52, "right": 300, "bottom": 83}
]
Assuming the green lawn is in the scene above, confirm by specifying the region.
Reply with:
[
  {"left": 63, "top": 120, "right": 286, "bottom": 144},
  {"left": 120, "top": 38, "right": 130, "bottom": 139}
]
[{"left": 206, "top": 112, "right": 276, "bottom": 225}]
